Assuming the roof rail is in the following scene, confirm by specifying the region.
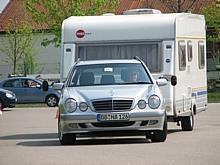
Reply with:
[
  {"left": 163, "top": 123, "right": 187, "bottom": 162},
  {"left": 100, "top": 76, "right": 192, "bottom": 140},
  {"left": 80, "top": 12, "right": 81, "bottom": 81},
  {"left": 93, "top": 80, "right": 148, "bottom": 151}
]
[
  {"left": 76, "top": 58, "right": 81, "bottom": 64},
  {"left": 134, "top": 56, "right": 142, "bottom": 62}
]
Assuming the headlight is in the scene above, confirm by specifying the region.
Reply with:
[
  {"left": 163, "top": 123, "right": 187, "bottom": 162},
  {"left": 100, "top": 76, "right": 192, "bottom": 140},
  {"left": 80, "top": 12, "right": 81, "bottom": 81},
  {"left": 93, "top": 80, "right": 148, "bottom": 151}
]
[
  {"left": 79, "top": 102, "right": 88, "bottom": 112},
  {"left": 148, "top": 95, "right": 161, "bottom": 109},
  {"left": 64, "top": 98, "right": 77, "bottom": 113},
  {"left": 6, "top": 93, "right": 13, "bottom": 98},
  {"left": 138, "top": 100, "right": 146, "bottom": 109}
]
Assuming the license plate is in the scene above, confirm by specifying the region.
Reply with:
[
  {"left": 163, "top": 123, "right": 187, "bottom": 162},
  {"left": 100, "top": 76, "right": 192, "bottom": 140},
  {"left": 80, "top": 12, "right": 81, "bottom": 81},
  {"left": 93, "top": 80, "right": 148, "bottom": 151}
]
[{"left": 97, "top": 113, "right": 130, "bottom": 122}]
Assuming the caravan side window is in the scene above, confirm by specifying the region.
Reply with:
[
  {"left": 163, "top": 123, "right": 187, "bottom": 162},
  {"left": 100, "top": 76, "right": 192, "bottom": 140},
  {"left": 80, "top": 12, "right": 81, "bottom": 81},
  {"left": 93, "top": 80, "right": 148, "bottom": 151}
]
[
  {"left": 187, "top": 41, "right": 193, "bottom": 62},
  {"left": 178, "top": 41, "right": 186, "bottom": 71},
  {"left": 198, "top": 41, "right": 205, "bottom": 69}
]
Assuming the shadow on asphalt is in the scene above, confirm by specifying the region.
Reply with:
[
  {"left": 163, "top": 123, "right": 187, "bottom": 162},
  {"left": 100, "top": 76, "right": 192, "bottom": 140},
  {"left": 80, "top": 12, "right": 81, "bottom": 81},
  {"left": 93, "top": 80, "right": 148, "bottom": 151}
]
[
  {"left": 0, "top": 133, "right": 57, "bottom": 140},
  {"left": 16, "top": 138, "right": 151, "bottom": 147},
  {"left": 0, "top": 129, "right": 181, "bottom": 147}
]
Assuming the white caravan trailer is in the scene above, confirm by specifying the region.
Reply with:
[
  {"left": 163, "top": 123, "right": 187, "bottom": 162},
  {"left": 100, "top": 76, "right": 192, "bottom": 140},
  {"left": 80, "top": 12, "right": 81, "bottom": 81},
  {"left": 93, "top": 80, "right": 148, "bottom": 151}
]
[{"left": 60, "top": 10, "right": 207, "bottom": 131}]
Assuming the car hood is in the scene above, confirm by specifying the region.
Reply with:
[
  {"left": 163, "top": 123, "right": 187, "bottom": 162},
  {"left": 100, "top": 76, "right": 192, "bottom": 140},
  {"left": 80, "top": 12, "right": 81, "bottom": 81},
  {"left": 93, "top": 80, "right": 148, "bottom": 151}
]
[
  {"left": 63, "top": 84, "right": 156, "bottom": 102},
  {"left": 0, "top": 88, "right": 14, "bottom": 94}
]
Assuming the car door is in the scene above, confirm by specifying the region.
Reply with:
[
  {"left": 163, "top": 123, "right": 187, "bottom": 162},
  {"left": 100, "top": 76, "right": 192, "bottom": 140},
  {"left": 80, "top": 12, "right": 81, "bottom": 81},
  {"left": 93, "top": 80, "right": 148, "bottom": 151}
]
[
  {"left": 29, "top": 79, "right": 46, "bottom": 103},
  {"left": 2, "top": 78, "right": 27, "bottom": 103},
  {"left": 20, "top": 78, "right": 46, "bottom": 103}
]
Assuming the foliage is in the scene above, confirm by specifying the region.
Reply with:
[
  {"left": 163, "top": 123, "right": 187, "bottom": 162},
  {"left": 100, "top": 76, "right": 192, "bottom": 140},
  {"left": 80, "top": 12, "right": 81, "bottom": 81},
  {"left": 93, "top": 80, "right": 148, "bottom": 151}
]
[
  {"left": 202, "top": 4, "right": 220, "bottom": 42},
  {"left": 26, "top": 0, "right": 118, "bottom": 47},
  {"left": 0, "top": 19, "right": 37, "bottom": 75},
  {"left": 159, "top": 0, "right": 197, "bottom": 13}
]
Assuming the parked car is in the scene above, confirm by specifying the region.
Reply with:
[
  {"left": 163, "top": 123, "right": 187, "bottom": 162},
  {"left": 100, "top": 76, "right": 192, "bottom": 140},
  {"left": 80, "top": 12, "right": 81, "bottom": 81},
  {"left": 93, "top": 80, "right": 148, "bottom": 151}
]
[
  {"left": 0, "top": 88, "right": 17, "bottom": 109},
  {"left": 0, "top": 77, "right": 60, "bottom": 107},
  {"left": 53, "top": 59, "right": 168, "bottom": 145}
]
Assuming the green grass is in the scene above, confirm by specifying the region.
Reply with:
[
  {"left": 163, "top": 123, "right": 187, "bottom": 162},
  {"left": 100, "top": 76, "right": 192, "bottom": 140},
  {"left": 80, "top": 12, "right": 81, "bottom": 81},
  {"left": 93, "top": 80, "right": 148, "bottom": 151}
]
[{"left": 208, "top": 92, "right": 220, "bottom": 103}]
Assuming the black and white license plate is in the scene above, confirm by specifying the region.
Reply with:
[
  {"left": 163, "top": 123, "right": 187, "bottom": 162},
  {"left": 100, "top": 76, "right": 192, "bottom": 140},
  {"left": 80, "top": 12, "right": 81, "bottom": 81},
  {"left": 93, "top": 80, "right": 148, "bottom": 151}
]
[{"left": 97, "top": 113, "right": 130, "bottom": 122}]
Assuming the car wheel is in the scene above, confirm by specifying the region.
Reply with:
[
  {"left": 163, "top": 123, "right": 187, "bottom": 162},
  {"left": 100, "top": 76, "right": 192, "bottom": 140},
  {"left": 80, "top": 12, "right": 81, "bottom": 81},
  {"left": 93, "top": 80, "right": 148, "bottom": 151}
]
[
  {"left": 58, "top": 121, "right": 76, "bottom": 145},
  {"left": 181, "top": 112, "right": 194, "bottom": 131},
  {"left": 148, "top": 116, "right": 167, "bottom": 142},
  {"left": 46, "top": 95, "right": 58, "bottom": 107}
]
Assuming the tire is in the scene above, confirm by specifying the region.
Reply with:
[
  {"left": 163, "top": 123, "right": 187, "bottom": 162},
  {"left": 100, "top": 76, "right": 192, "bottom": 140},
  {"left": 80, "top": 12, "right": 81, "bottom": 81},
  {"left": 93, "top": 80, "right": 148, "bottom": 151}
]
[
  {"left": 59, "top": 133, "right": 76, "bottom": 145},
  {"left": 0, "top": 99, "right": 5, "bottom": 110},
  {"left": 46, "top": 95, "right": 58, "bottom": 107},
  {"left": 58, "top": 121, "right": 76, "bottom": 145},
  {"left": 181, "top": 113, "right": 194, "bottom": 131},
  {"left": 0, "top": 99, "right": 3, "bottom": 109},
  {"left": 193, "top": 105, "right": 197, "bottom": 115},
  {"left": 148, "top": 115, "right": 167, "bottom": 142}
]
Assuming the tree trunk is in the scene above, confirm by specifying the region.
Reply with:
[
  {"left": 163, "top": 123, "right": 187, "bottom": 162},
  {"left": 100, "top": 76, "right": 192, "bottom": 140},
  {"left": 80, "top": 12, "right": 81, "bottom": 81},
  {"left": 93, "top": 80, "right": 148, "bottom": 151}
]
[
  {"left": 13, "top": 35, "right": 17, "bottom": 74},
  {"left": 177, "top": 0, "right": 181, "bottom": 13}
]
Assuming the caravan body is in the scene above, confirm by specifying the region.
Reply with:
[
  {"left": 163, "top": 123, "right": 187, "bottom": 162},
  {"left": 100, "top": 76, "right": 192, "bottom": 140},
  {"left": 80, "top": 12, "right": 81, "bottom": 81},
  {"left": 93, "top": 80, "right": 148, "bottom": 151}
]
[{"left": 61, "top": 12, "right": 207, "bottom": 125}]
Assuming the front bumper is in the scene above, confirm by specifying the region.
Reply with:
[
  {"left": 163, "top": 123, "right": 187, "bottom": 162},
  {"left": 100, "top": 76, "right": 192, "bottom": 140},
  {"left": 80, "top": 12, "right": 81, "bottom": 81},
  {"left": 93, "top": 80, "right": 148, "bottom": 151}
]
[
  {"left": 3, "top": 97, "right": 17, "bottom": 108},
  {"left": 59, "top": 109, "right": 166, "bottom": 134}
]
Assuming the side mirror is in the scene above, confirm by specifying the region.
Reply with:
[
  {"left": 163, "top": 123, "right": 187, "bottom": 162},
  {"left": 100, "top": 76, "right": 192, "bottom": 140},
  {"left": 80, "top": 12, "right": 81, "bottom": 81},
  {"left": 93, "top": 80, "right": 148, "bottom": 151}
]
[
  {"left": 171, "top": 75, "right": 177, "bottom": 86},
  {"left": 156, "top": 78, "right": 168, "bottom": 86},
  {"left": 52, "top": 83, "right": 64, "bottom": 90},
  {"left": 42, "top": 80, "right": 49, "bottom": 91}
]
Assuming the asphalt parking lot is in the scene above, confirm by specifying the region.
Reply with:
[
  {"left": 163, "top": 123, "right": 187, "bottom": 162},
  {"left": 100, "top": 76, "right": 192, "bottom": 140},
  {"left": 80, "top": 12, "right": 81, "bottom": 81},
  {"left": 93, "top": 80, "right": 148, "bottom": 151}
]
[{"left": 0, "top": 103, "right": 220, "bottom": 165}]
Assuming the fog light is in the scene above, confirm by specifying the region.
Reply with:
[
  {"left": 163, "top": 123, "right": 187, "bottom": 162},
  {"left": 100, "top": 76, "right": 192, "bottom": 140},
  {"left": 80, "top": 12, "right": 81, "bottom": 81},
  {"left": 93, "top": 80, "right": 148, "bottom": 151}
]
[
  {"left": 148, "top": 120, "right": 158, "bottom": 125},
  {"left": 140, "top": 121, "right": 149, "bottom": 126},
  {"left": 68, "top": 123, "right": 78, "bottom": 128}
]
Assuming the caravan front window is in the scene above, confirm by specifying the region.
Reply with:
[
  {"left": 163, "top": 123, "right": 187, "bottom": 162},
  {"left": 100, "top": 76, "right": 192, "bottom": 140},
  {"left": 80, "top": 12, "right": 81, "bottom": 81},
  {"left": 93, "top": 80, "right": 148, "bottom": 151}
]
[
  {"left": 77, "top": 43, "right": 162, "bottom": 73},
  {"left": 178, "top": 41, "right": 186, "bottom": 71},
  {"left": 187, "top": 40, "right": 193, "bottom": 62},
  {"left": 198, "top": 41, "right": 205, "bottom": 69}
]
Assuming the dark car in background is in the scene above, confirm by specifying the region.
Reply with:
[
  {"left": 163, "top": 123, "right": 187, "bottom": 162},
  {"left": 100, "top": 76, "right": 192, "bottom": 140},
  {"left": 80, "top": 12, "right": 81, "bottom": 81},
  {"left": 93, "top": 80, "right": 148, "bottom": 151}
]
[
  {"left": 0, "top": 77, "right": 60, "bottom": 107},
  {"left": 0, "top": 88, "right": 17, "bottom": 109}
]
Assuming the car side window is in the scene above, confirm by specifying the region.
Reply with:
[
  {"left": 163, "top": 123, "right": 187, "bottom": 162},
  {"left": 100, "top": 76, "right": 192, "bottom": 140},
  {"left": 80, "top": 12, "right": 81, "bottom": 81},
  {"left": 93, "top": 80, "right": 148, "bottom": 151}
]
[
  {"left": 22, "top": 79, "right": 30, "bottom": 88},
  {"left": 29, "top": 80, "right": 39, "bottom": 88},
  {"left": 20, "top": 79, "right": 41, "bottom": 88},
  {"left": 3, "top": 79, "right": 20, "bottom": 88}
]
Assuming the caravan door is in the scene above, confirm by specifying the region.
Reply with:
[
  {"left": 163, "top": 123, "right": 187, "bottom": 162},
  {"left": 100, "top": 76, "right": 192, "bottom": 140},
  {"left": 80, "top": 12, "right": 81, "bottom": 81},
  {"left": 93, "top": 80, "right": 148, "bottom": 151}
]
[
  {"left": 152, "top": 41, "right": 175, "bottom": 116},
  {"left": 159, "top": 41, "right": 175, "bottom": 116},
  {"left": 61, "top": 44, "right": 76, "bottom": 81}
]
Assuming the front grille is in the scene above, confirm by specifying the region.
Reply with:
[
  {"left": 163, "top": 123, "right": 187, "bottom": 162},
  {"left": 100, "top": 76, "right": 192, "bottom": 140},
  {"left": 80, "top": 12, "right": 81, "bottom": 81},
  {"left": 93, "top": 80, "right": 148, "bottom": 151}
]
[
  {"left": 92, "top": 121, "right": 135, "bottom": 127},
  {"left": 92, "top": 99, "right": 133, "bottom": 112}
]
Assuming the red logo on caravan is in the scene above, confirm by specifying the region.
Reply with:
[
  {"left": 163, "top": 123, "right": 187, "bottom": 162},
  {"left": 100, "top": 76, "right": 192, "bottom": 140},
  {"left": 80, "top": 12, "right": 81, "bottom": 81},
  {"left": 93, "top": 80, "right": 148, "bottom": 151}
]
[{"left": 76, "top": 29, "right": 85, "bottom": 38}]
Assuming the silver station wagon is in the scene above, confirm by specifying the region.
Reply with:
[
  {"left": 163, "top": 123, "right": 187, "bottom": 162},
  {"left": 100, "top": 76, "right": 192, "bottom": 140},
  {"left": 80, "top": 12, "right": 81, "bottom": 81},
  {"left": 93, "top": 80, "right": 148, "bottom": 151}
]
[{"left": 56, "top": 59, "right": 168, "bottom": 145}]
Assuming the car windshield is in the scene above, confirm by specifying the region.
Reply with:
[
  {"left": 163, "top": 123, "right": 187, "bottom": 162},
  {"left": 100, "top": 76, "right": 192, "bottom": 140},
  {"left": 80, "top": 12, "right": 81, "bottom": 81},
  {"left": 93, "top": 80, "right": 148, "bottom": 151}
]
[{"left": 67, "top": 63, "right": 153, "bottom": 87}]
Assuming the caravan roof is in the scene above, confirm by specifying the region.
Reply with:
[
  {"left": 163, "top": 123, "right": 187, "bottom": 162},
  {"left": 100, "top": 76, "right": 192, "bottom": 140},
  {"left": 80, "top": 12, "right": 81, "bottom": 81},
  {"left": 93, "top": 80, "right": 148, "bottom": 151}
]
[{"left": 62, "top": 13, "right": 205, "bottom": 43}]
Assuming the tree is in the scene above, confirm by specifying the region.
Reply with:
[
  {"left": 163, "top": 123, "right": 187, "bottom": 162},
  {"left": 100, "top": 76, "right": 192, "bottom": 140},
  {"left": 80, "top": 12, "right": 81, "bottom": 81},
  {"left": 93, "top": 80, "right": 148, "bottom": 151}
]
[
  {"left": 202, "top": 2, "right": 220, "bottom": 68},
  {"left": 202, "top": 3, "right": 220, "bottom": 42},
  {"left": 159, "top": 0, "right": 197, "bottom": 13},
  {"left": 0, "top": 19, "right": 37, "bottom": 75},
  {"left": 26, "top": 0, "right": 118, "bottom": 47}
]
